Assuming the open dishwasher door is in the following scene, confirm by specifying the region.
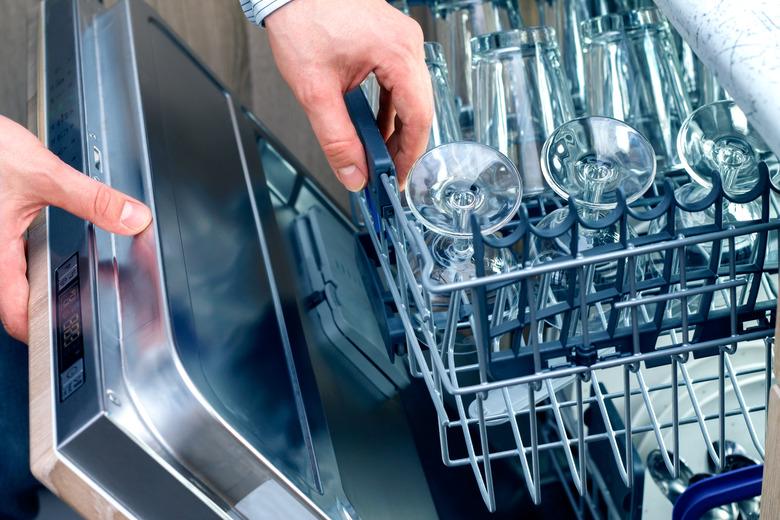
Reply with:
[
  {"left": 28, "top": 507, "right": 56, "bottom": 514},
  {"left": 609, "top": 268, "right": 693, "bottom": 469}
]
[{"left": 33, "top": 0, "right": 441, "bottom": 517}]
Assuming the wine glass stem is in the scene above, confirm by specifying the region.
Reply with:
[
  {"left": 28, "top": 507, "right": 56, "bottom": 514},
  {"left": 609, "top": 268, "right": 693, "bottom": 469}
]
[
  {"left": 580, "top": 206, "right": 600, "bottom": 222},
  {"left": 584, "top": 182, "right": 604, "bottom": 206},
  {"left": 449, "top": 202, "right": 475, "bottom": 262},
  {"left": 452, "top": 238, "right": 474, "bottom": 261},
  {"left": 455, "top": 203, "right": 473, "bottom": 233},
  {"left": 722, "top": 164, "right": 740, "bottom": 192}
]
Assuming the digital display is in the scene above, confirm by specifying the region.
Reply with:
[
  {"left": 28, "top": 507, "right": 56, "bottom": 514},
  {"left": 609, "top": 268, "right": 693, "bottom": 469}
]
[{"left": 55, "top": 254, "right": 85, "bottom": 401}]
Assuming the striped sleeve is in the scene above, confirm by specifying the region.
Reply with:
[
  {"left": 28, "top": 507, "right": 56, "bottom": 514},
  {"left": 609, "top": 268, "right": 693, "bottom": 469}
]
[{"left": 240, "top": 0, "right": 296, "bottom": 27}]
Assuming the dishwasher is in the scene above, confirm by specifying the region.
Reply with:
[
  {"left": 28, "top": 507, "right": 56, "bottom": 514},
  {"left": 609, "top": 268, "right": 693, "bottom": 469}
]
[{"left": 29, "top": 0, "right": 778, "bottom": 518}]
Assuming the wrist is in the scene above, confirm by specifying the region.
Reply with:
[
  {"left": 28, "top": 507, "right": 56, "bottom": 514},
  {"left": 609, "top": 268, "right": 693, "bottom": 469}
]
[{"left": 243, "top": 0, "right": 296, "bottom": 27}]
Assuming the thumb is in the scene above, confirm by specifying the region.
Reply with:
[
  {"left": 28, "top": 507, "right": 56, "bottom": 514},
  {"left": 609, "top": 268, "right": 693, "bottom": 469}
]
[
  {"left": 44, "top": 160, "right": 152, "bottom": 235},
  {"left": 297, "top": 85, "right": 368, "bottom": 192}
]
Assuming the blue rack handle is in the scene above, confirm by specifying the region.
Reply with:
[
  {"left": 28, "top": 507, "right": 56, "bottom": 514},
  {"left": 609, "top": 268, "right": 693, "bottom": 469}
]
[
  {"left": 672, "top": 464, "right": 763, "bottom": 520},
  {"left": 344, "top": 87, "right": 396, "bottom": 232}
]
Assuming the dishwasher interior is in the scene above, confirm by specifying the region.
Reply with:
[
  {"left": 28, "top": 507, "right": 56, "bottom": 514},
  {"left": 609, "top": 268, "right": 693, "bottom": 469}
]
[{"left": 40, "top": 0, "right": 777, "bottom": 518}]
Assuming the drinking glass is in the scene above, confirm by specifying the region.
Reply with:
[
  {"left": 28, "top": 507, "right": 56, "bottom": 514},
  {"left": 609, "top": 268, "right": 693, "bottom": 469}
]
[
  {"left": 591, "top": 0, "right": 632, "bottom": 14},
  {"left": 678, "top": 100, "right": 780, "bottom": 196},
  {"left": 533, "top": 116, "right": 656, "bottom": 334},
  {"left": 405, "top": 142, "right": 522, "bottom": 369},
  {"left": 425, "top": 42, "right": 463, "bottom": 150},
  {"left": 361, "top": 41, "right": 463, "bottom": 139},
  {"left": 432, "top": 0, "right": 523, "bottom": 137},
  {"left": 536, "top": 0, "right": 590, "bottom": 115},
  {"left": 472, "top": 27, "right": 575, "bottom": 197},
  {"left": 672, "top": 34, "right": 728, "bottom": 109},
  {"left": 646, "top": 182, "right": 765, "bottom": 316},
  {"left": 602, "top": 0, "right": 726, "bottom": 109},
  {"left": 648, "top": 99, "right": 780, "bottom": 314},
  {"left": 581, "top": 7, "right": 692, "bottom": 173}
]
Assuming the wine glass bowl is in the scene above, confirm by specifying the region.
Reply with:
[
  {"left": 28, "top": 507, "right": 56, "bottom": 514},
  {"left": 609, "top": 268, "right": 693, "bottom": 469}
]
[
  {"left": 643, "top": 182, "right": 764, "bottom": 318},
  {"left": 406, "top": 142, "right": 524, "bottom": 238},
  {"left": 541, "top": 116, "right": 657, "bottom": 209},
  {"left": 533, "top": 116, "right": 656, "bottom": 337},
  {"left": 678, "top": 100, "right": 780, "bottom": 195}
]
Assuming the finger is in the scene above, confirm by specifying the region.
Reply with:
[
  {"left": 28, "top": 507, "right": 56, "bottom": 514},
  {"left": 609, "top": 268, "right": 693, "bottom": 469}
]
[
  {"left": 375, "top": 44, "right": 433, "bottom": 186},
  {"left": 296, "top": 82, "right": 368, "bottom": 192},
  {"left": 0, "top": 237, "right": 30, "bottom": 343},
  {"left": 376, "top": 86, "right": 396, "bottom": 141},
  {"left": 41, "top": 161, "right": 152, "bottom": 235}
]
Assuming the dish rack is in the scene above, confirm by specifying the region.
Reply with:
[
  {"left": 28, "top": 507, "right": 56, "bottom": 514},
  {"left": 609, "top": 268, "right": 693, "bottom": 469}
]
[{"left": 345, "top": 89, "right": 779, "bottom": 515}]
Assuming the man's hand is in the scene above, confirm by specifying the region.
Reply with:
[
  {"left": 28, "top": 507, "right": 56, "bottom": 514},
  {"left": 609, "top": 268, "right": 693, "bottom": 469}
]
[
  {"left": 265, "top": 0, "right": 433, "bottom": 191},
  {"left": 0, "top": 116, "right": 152, "bottom": 343}
]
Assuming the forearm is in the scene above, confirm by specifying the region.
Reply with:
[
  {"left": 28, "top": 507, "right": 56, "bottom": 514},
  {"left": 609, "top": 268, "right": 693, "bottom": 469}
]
[{"left": 241, "top": 0, "right": 432, "bottom": 190}]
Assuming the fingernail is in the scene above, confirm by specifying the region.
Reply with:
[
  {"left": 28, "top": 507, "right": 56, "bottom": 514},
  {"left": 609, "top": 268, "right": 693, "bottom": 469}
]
[
  {"left": 120, "top": 201, "right": 152, "bottom": 232},
  {"left": 336, "top": 165, "right": 366, "bottom": 192}
]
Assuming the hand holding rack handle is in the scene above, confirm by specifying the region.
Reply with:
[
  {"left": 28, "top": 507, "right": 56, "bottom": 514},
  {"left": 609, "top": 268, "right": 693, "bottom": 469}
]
[{"left": 344, "top": 88, "right": 396, "bottom": 232}]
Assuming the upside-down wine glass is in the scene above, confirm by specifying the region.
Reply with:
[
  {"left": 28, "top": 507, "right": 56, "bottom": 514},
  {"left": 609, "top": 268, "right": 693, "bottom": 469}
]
[
  {"left": 404, "top": 143, "right": 523, "bottom": 402},
  {"left": 678, "top": 100, "right": 780, "bottom": 196},
  {"left": 533, "top": 116, "right": 657, "bottom": 337},
  {"left": 646, "top": 100, "right": 780, "bottom": 316},
  {"left": 406, "top": 142, "right": 523, "bottom": 284}
]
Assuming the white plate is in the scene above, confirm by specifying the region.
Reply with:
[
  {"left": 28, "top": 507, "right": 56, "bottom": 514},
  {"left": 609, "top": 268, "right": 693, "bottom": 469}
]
[{"left": 468, "top": 376, "right": 576, "bottom": 426}]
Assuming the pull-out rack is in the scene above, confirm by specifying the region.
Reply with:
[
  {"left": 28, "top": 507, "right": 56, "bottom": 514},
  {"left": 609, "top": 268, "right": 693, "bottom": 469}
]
[{"left": 346, "top": 89, "right": 779, "bottom": 515}]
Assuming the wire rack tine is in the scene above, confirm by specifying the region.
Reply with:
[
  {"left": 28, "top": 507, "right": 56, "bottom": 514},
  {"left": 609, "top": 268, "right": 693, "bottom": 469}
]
[
  {"left": 501, "top": 386, "right": 539, "bottom": 502},
  {"left": 589, "top": 372, "right": 630, "bottom": 486},
  {"left": 678, "top": 362, "right": 720, "bottom": 467},
  {"left": 724, "top": 354, "right": 765, "bottom": 458},
  {"left": 547, "top": 377, "right": 583, "bottom": 494},
  {"left": 635, "top": 369, "right": 674, "bottom": 474}
]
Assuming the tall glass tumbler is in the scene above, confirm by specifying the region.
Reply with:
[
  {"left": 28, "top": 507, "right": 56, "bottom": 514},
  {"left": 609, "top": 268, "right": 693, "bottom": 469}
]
[
  {"left": 432, "top": 0, "right": 523, "bottom": 137},
  {"left": 672, "top": 33, "right": 729, "bottom": 109},
  {"left": 425, "top": 42, "right": 463, "bottom": 150},
  {"left": 472, "top": 27, "right": 575, "bottom": 197},
  {"left": 536, "top": 0, "right": 590, "bottom": 114},
  {"left": 581, "top": 7, "right": 692, "bottom": 172},
  {"left": 590, "top": 0, "right": 632, "bottom": 15}
]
